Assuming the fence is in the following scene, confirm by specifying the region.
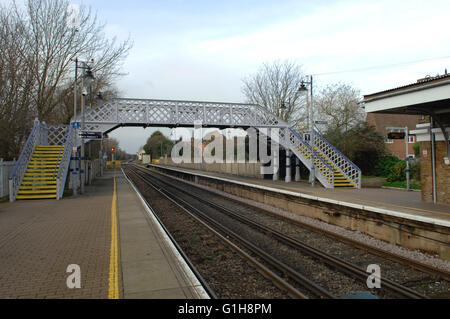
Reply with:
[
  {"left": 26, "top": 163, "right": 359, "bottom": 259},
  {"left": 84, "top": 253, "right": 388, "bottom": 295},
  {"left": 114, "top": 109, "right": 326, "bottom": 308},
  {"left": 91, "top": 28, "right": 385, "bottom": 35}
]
[
  {"left": 0, "top": 159, "right": 16, "bottom": 199},
  {"left": 160, "top": 157, "right": 264, "bottom": 179}
]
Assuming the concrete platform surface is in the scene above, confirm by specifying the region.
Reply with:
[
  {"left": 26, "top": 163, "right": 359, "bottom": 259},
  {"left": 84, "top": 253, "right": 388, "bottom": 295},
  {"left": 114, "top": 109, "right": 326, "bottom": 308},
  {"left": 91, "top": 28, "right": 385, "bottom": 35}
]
[
  {"left": 154, "top": 165, "right": 450, "bottom": 224},
  {"left": 0, "top": 169, "right": 207, "bottom": 299}
]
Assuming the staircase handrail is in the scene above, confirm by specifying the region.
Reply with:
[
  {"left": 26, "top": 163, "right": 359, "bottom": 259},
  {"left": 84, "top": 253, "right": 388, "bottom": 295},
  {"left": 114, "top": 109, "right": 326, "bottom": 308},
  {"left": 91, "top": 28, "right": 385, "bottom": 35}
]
[
  {"left": 312, "top": 129, "right": 362, "bottom": 188},
  {"left": 288, "top": 128, "right": 336, "bottom": 173},
  {"left": 312, "top": 129, "right": 359, "bottom": 170},
  {"left": 9, "top": 120, "right": 41, "bottom": 202},
  {"left": 56, "top": 125, "right": 74, "bottom": 199}
]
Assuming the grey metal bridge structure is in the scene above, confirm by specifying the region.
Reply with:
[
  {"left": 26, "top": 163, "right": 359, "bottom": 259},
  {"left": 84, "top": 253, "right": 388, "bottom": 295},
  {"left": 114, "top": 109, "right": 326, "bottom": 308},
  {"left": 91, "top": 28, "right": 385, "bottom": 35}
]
[{"left": 9, "top": 98, "right": 361, "bottom": 201}]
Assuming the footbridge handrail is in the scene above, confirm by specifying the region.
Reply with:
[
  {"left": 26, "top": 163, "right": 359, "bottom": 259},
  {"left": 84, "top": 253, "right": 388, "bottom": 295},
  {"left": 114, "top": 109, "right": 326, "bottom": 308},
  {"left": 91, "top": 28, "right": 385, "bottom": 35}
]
[
  {"left": 56, "top": 125, "right": 74, "bottom": 199},
  {"left": 77, "top": 97, "right": 360, "bottom": 188},
  {"left": 9, "top": 119, "right": 41, "bottom": 202},
  {"left": 287, "top": 128, "right": 336, "bottom": 187},
  {"left": 312, "top": 129, "right": 362, "bottom": 188}
]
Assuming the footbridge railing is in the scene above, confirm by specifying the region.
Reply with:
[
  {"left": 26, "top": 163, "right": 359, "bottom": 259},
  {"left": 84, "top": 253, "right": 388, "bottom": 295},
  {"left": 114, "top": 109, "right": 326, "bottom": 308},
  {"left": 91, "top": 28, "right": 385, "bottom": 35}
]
[
  {"left": 312, "top": 129, "right": 361, "bottom": 189},
  {"left": 56, "top": 125, "right": 75, "bottom": 199},
  {"left": 9, "top": 119, "right": 41, "bottom": 202}
]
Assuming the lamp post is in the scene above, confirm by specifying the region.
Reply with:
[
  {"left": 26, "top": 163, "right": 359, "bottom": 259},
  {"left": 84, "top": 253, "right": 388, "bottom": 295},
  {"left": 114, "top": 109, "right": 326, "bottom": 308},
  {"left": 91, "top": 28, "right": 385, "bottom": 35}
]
[
  {"left": 74, "top": 59, "right": 95, "bottom": 194},
  {"left": 71, "top": 58, "right": 79, "bottom": 195},
  {"left": 298, "top": 75, "right": 315, "bottom": 187}
]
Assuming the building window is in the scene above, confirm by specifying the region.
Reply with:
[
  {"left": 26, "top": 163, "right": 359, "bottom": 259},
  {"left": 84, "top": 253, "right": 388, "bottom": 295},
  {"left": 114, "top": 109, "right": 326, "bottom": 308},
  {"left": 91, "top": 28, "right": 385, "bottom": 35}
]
[{"left": 408, "top": 135, "right": 415, "bottom": 143}]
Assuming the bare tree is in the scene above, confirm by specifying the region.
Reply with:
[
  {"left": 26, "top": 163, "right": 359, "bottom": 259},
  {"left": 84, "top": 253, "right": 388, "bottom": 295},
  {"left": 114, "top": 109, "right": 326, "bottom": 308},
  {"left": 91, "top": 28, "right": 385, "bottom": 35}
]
[
  {"left": 16, "top": 0, "right": 133, "bottom": 123},
  {"left": 0, "top": 0, "right": 132, "bottom": 159},
  {"left": 0, "top": 7, "right": 35, "bottom": 159},
  {"left": 242, "top": 60, "right": 306, "bottom": 126},
  {"left": 314, "top": 83, "right": 364, "bottom": 134}
]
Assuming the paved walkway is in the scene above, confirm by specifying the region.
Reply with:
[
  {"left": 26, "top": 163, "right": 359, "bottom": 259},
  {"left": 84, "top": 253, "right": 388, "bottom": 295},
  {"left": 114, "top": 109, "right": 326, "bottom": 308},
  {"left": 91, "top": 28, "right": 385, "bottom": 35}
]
[
  {"left": 155, "top": 165, "right": 450, "bottom": 224},
  {"left": 0, "top": 169, "right": 206, "bottom": 299}
]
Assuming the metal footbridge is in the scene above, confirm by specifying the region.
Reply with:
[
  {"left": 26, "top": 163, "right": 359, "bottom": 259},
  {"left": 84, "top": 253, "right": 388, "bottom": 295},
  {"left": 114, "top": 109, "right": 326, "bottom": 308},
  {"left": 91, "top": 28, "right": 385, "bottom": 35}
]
[{"left": 9, "top": 98, "right": 361, "bottom": 201}]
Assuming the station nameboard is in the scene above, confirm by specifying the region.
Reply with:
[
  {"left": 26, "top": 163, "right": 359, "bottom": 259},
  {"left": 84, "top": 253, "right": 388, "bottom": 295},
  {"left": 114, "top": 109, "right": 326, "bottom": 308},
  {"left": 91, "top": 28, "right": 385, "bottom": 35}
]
[{"left": 79, "top": 131, "right": 102, "bottom": 140}]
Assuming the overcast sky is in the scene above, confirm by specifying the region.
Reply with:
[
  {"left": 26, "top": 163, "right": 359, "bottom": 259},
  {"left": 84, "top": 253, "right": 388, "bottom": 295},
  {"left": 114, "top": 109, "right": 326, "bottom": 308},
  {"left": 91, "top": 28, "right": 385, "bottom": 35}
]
[{"left": 5, "top": 0, "right": 450, "bottom": 153}]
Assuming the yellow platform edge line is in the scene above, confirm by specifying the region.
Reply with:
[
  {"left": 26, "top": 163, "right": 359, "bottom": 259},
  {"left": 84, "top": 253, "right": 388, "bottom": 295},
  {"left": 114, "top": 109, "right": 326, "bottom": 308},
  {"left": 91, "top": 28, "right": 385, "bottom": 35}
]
[{"left": 108, "top": 172, "right": 119, "bottom": 299}]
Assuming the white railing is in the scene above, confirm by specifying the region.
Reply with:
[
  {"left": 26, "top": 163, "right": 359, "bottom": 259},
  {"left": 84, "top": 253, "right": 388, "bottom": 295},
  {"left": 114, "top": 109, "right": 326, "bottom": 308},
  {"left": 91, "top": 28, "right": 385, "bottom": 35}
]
[
  {"left": 56, "top": 125, "right": 74, "bottom": 199},
  {"left": 255, "top": 127, "right": 335, "bottom": 188},
  {"left": 9, "top": 119, "right": 41, "bottom": 202},
  {"left": 284, "top": 128, "right": 335, "bottom": 188},
  {"left": 76, "top": 98, "right": 360, "bottom": 189},
  {"left": 0, "top": 159, "right": 16, "bottom": 199},
  {"left": 312, "top": 129, "right": 361, "bottom": 188}
]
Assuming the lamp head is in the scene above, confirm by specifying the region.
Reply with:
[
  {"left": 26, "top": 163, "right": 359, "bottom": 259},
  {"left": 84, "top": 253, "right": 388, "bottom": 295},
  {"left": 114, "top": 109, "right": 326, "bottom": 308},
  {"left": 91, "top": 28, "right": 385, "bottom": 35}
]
[{"left": 298, "top": 81, "right": 308, "bottom": 92}]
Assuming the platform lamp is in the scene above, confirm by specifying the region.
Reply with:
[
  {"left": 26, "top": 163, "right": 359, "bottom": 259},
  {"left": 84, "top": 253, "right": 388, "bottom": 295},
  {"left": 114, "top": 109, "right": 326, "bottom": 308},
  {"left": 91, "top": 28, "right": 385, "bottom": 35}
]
[
  {"left": 80, "top": 62, "right": 95, "bottom": 194},
  {"left": 298, "top": 75, "right": 315, "bottom": 187}
]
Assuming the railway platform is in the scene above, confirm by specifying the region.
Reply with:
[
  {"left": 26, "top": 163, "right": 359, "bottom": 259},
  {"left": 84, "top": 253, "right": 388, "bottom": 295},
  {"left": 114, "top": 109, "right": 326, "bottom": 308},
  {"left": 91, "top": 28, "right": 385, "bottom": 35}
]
[
  {"left": 0, "top": 169, "right": 208, "bottom": 299},
  {"left": 152, "top": 164, "right": 450, "bottom": 224}
]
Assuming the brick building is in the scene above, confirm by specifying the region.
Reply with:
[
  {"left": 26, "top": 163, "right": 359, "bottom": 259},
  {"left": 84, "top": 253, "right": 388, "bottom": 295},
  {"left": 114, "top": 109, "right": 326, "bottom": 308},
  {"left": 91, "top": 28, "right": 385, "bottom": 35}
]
[
  {"left": 366, "top": 113, "right": 420, "bottom": 159},
  {"left": 364, "top": 73, "right": 450, "bottom": 205}
]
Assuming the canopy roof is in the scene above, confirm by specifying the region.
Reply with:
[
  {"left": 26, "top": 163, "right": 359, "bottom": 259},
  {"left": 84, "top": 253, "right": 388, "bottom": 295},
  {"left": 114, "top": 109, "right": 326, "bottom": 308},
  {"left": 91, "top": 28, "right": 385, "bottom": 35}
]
[{"left": 363, "top": 73, "right": 450, "bottom": 115}]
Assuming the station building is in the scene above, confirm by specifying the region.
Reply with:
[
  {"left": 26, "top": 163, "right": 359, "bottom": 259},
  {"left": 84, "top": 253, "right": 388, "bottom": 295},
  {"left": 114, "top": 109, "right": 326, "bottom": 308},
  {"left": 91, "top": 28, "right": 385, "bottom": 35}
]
[{"left": 364, "top": 72, "right": 450, "bottom": 205}]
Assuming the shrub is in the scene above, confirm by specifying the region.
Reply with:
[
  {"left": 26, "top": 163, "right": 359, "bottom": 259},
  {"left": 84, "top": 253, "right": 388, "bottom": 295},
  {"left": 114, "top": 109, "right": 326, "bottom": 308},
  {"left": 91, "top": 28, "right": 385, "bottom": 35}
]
[
  {"left": 410, "top": 161, "right": 421, "bottom": 181},
  {"left": 387, "top": 161, "right": 406, "bottom": 182},
  {"left": 375, "top": 156, "right": 401, "bottom": 177}
]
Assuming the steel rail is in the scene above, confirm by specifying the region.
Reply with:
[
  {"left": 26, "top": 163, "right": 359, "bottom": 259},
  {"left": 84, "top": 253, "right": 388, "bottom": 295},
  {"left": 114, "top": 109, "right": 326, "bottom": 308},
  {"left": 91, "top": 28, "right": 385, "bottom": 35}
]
[
  {"left": 134, "top": 165, "right": 430, "bottom": 299},
  {"left": 125, "top": 166, "right": 331, "bottom": 299}
]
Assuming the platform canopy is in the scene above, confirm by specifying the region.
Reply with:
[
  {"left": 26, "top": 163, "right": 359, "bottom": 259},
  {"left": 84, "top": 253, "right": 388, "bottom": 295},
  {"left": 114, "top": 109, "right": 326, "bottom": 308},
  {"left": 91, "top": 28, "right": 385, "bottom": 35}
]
[
  {"left": 363, "top": 73, "right": 450, "bottom": 115},
  {"left": 363, "top": 73, "right": 450, "bottom": 159}
]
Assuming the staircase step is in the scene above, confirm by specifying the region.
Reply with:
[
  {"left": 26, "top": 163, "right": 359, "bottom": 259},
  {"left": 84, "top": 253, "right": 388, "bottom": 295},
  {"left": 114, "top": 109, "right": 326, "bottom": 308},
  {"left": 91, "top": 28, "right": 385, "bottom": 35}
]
[
  {"left": 334, "top": 183, "right": 355, "bottom": 187},
  {"left": 21, "top": 181, "right": 57, "bottom": 185},
  {"left": 20, "top": 186, "right": 57, "bottom": 190},
  {"left": 18, "top": 190, "right": 57, "bottom": 195},
  {"left": 25, "top": 172, "right": 58, "bottom": 178},
  {"left": 28, "top": 160, "right": 59, "bottom": 166},
  {"left": 23, "top": 177, "right": 56, "bottom": 181},
  {"left": 16, "top": 195, "right": 57, "bottom": 200},
  {"left": 32, "top": 155, "right": 60, "bottom": 158}
]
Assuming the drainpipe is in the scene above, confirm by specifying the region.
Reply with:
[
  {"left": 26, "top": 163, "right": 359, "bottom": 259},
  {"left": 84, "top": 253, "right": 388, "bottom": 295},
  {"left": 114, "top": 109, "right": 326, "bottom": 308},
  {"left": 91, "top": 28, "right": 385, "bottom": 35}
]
[{"left": 430, "top": 117, "right": 437, "bottom": 204}]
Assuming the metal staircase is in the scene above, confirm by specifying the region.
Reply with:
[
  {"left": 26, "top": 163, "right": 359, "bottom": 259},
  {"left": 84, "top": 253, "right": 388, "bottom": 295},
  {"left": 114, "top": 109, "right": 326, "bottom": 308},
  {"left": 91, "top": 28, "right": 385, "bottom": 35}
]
[
  {"left": 17, "top": 145, "right": 64, "bottom": 199},
  {"left": 311, "top": 129, "right": 361, "bottom": 188},
  {"left": 9, "top": 120, "right": 74, "bottom": 201},
  {"left": 257, "top": 127, "right": 360, "bottom": 188}
]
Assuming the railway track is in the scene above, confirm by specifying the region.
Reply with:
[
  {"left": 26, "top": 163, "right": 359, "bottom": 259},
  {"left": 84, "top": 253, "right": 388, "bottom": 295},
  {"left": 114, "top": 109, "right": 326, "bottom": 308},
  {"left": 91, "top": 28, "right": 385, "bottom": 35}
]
[
  {"left": 125, "top": 164, "right": 433, "bottom": 299},
  {"left": 125, "top": 166, "right": 331, "bottom": 299},
  {"left": 146, "top": 165, "right": 450, "bottom": 283}
]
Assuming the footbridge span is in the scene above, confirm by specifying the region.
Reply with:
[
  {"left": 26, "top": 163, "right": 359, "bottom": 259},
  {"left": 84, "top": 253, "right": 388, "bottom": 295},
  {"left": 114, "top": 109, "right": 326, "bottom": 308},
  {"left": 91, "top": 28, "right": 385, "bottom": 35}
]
[{"left": 9, "top": 98, "right": 361, "bottom": 201}]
